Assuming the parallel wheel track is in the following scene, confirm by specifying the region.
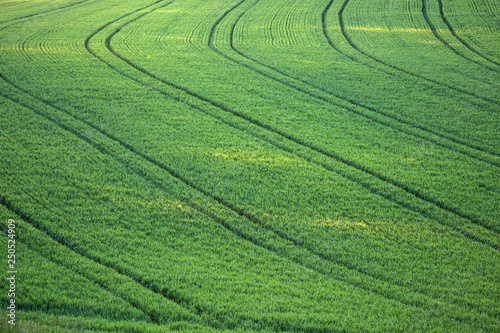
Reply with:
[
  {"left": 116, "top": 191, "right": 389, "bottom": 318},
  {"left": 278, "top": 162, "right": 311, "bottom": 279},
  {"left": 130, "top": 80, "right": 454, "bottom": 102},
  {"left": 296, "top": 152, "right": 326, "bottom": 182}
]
[
  {"left": 220, "top": 0, "right": 500, "bottom": 164},
  {"left": 92, "top": 0, "right": 500, "bottom": 262},
  {"left": 0, "top": 209, "right": 157, "bottom": 326},
  {"left": 439, "top": 0, "right": 500, "bottom": 66},
  {"left": 0, "top": 74, "right": 399, "bottom": 332},
  {"left": 0, "top": 87, "right": 225, "bottom": 329},
  {"left": 333, "top": 0, "right": 499, "bottom": 106},
  {"left": 0, "top": 0, "right": 97, "bottom": 31},
  {"left": 1, "top": 64, "right": 491, "bottom": 331},
  {"left": 422, "top": 0, "right": 499, "bottom": 72}
]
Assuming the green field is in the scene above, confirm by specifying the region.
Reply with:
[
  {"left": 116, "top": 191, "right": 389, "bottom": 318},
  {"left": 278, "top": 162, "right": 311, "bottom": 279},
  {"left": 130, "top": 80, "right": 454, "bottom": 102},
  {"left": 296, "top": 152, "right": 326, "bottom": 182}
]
[{"left": 0, "top": 0, "right": 499, "bottom": 331}]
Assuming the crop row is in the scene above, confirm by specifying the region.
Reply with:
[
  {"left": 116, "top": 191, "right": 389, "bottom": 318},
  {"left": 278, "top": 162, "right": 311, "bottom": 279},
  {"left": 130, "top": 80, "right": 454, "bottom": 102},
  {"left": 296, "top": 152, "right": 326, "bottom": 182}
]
[
  {"left": 312, "top": 0, "right": 498, "bottom": 149},
  {"left": 3, "top": 51, "right": 498, "bottom": 323},
  {"left": 218, "top": 1, "right": 500, "bottom": 167},
  {"left": 0, "top": 205, "right": 217, "bottom": 332},
  {"left": 0, "top": 0, "right": 96, "bottom": 27},
  {"left": 337, "top": 0, "right": 498, "bottom": 101},
  {"left": 434, "top": 0, "right": 499, "bottom": 67},
  {"left": 82, "top": 0, "right": 500, "bottom": 316},
  {"left": 84, "top": 0, "right": 498, "bottom": 244}
]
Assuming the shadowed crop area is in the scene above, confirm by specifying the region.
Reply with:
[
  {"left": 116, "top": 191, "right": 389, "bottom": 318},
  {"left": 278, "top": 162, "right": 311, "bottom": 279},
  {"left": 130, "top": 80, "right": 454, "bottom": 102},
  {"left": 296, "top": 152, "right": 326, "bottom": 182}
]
[{"left": 0, "top": 0, "right": 499, "bottom": 331}]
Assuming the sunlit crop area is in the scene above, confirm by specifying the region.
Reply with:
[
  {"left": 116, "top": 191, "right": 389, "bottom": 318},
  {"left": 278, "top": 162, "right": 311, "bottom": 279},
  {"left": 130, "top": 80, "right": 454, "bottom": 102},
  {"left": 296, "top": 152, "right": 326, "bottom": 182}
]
[{"left": 1, "top": 0, "right": 499, "bottom": 331}]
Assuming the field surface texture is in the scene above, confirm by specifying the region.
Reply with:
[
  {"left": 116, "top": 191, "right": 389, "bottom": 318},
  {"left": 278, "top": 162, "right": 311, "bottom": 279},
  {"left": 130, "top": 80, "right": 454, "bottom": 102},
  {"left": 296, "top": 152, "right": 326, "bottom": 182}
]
[{"left": 0, "top": 0, "right": 499, "bottom": 332}]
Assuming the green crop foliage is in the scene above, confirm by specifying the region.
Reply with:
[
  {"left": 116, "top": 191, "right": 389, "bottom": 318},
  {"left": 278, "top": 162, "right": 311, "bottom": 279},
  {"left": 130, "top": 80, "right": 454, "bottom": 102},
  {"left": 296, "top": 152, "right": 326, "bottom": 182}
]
[{"left": 0, "top": 0, "right": 499, "bottom": 331}]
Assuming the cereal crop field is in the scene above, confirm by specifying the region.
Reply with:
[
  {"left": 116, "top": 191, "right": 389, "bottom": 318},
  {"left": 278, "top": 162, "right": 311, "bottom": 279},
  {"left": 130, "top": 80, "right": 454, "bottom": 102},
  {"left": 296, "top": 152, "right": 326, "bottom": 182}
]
[{"left": 0, "top": 0, "right": 499, "bottom": 331}]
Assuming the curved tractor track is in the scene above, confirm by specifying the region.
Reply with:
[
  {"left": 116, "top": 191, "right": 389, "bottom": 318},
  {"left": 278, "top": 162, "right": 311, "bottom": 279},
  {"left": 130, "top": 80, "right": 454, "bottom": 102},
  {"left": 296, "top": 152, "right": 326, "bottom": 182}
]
[
  {"left": 0, "top": 73, "right": 222, "bottom": 330},
  {"left": 81, "top": 0, "right": 499, "bottom": 319},
  {"left": 82, "top": 0, "right": 500, "bottom": 284},
  {"left": 205, "top": 0, "right": 500, "bottom": 236},
  {"left": 422, "top": 0, "right": 499, "bottom": 72},
  {"left": 80, "top": 1, "right": 463, "bottom": 312},
  {"left": 0, "top": 0, "right": 97, "bottom": 31}
]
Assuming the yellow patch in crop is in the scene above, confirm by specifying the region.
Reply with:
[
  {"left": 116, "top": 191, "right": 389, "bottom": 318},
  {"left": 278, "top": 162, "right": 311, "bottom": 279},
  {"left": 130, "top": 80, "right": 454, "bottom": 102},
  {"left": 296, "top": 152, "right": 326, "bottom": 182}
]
[
  {"left": 154, "top": 9, "right": 182, "bottom": 13},
  {"left": 157, "top": 36, "right": 191, "bottom": 42},
  {"left": 0, "top": 46, "right": 36, "bottom": 53},
  {"left": 420, "top": 40, "right": 442, "bottom": 45},
  {"left": 344, "top": 26, "right": 440, "bottom": 34},
  {"left": 212, "top": 149, "right": 295, "bottom": 164},
  {"left": 118, "top": 197, "right": 190, "bottom": 213},
  {"left": 419, "top": 40, "right": 462, "bottom": 47},
  {"left": 0, "top": 45, "right": 77, "bottom": 55},
  {"left": 402, "top": 158, "right": 417, "bottom": 164},
  {"left": 312, "top": 218, "right": 369, "bottom": 230}
]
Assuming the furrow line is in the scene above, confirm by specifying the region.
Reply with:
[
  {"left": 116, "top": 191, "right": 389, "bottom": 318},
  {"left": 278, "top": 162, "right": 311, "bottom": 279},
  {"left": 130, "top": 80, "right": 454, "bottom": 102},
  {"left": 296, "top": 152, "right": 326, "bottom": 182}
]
[
  {"left": 0, "top": 2, "right": 26, "bottom": 8},
  {"left": 422, "top": 0, "right": 499, "bottom": 72},
  {"left": 120, "top": 22, "right": 143, "bottom": 56},
  {"left": 284, "top": 0, "right": 299, "bottom": 46},
  {"left": 406, "top": 0, "right": 420, "bottom": 35},
  {"left": 336, "top": 0, "right": 499, "bottom": 105},
  {"left": 84, "top": 0, "right": 166, "bottom": 53},
  {"left": 477, "top": 1, "right": 499, "bottom": 39},
  {"left": 185, "top": 11, "right": 207, "bottom": 49},
  {"left": 96, "top": 0, "right": 417, "bottom": 271},
  {"left": 83, "top": 1, "right": 498, "bottom": 316},
  {"left": 225, "top": 1, "right": 500, "bottom": 163},
  {"left": 267, "top": 5, "right": 281, "bottom": 46},
  {"left": 39, "top": 30, "right": 52, "bottom": 58},
  {"left": 484, "top": 0, "right": 499, "bottom": 17},
  {"left": 468, "top": 0, "right": 500, "bottom": 39},
  {"left": 0, "top": 0, "right": 97, "bottom": 31},
  {"left": 321, "top": 0, "right": 364, "bottom": 64},
  {"left": 18, "top": 32, "right": 33, "bottom": 60},
  {"left": 276, "top": 1, "right": 290, "bottom": 45},
  {"left": 322, "top": 0, "right": 499, "bottom": 155},
  {"left": 208, "top": 0, "right": 499, "bottom": 233},
  {"left": 84, "top": 49, "right": 419, "bottom": 313},
  {"left": 281, "top": 1, "right": 295, "bottom": 46},
  {"left": 1, "top": 11, "right": 434, "bottom": 323},
  {"left": 0, "top": 86, "right": 236, "bottom": 329},
  {"left": 285, "top": 0, "right": 303, "bottom": 46},
  {"left": 208, "top": 0, "right": 498, "bottom": 237},
  {"left": 439, "top": 0, "right": 499, "bottom": 66}
]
